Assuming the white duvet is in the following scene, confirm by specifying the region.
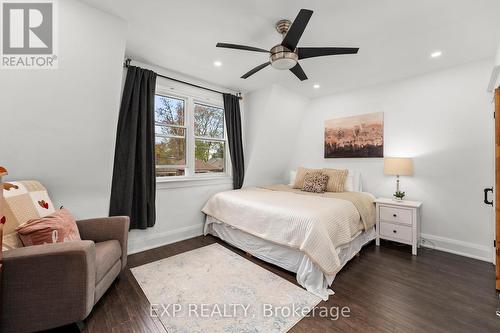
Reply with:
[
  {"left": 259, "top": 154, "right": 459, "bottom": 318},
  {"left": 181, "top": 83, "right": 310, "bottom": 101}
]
[{"left": 202, "top": 187, "right": 370, "bottom": 275}]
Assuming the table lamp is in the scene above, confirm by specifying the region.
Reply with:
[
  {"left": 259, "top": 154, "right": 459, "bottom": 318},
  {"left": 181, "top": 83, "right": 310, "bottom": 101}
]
[{"left": 384, "top": 157, "right": 413, "bottom": 200}]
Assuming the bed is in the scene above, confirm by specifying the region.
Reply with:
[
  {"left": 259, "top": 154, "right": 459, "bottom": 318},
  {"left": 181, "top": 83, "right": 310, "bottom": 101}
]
[{"left": 202, "top": 179, "right": 376, "bottom": 300}]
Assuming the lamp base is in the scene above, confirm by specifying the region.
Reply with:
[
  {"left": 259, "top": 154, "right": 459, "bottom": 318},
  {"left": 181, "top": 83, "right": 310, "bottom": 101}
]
[{"left": 393, "top": 175, "right": 406, "bottom": 201}]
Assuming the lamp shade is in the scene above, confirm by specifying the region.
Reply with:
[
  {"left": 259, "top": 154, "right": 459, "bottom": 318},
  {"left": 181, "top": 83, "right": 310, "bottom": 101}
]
[{"left": 384, "top": 157, "right": 413, "bottom": 176}]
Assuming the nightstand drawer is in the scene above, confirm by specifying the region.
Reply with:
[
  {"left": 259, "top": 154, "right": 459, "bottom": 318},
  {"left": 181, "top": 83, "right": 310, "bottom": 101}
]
[
  {"left": 379, "top": 221, "right": 412, "bottom": 243},
  {"left": 379, "top": 206, "right": 412, "bottom": 225}
]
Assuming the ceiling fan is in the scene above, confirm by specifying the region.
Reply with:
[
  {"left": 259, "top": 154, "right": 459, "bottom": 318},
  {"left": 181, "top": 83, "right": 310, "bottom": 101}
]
[{"left": 216, "top": 9, "right": 359, "bottom": 81}]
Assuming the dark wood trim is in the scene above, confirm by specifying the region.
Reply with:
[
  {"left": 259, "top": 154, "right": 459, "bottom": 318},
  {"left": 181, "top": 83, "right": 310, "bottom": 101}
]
[
  {"left": 495, "top": 88, "right": 500, "bottom": 290},
  {"left": 0, "top": 167, "right": 6, "bottom": 328}
]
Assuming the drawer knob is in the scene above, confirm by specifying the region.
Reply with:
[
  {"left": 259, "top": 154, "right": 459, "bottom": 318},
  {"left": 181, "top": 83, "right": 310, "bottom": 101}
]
[
  {"left": 393, "top": 214, "right": 397, "bottom": 218},
  {"left": 393, "top": 230, "right": 397, "bottom": 233}
]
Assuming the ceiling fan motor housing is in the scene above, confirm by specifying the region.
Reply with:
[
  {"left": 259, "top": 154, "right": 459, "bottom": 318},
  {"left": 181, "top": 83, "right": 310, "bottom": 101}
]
[
  {"left": 270, "top": 45, "right": 298, "bottom": 70},
  {"left": 276, "top": 19, "right": 292, "bottom": 35}
]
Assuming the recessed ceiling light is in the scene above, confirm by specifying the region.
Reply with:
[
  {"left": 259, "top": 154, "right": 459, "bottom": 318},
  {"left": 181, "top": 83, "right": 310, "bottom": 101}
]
[
  {"left": 213, "top": 60, "right": 222, "bottom": 67},
  {"left": 313, "top": 84, "right": 320, "bottom": 89},
  {"left": 430, "top": 51, "right": 442, "bottom": 58}
]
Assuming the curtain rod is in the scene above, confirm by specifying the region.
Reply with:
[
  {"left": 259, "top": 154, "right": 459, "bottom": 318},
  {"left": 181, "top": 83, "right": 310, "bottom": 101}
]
[{"left": 124, "top": 58, "right": 242, "bottom": 99}]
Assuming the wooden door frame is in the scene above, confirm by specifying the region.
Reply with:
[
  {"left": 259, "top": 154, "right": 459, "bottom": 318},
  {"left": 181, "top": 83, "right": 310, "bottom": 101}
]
[
  {"left": 495, "top": 88, "right": 500, "bottom": 291},
  {"left": 0, "top": 166, "right": 6, "bottom": 325}
]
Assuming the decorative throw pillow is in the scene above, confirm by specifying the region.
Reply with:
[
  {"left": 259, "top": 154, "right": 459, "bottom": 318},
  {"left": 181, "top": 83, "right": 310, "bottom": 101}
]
[
  {"left": 293, "top": 167, "right": 323, "bottom": 189},
  {"left": 322, "top": 168, "right": 348, "bottom": 192},
  {"left": 2, "top": 180, "right": 57, "bottom": 250},
  {"left": 302, "top": 172, "right": 329, "bottom": 193},
  {"left": 15, "top": 208, "right": 81, "bottom": 247}
]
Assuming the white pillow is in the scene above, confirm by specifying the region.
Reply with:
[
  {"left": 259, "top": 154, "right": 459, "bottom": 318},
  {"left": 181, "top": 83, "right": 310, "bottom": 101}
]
[
  {"left": 289, "top": 169, "right": 362, "bottom": 192},
  {"left": 344, "top": 171, "right": 362, "bottom": 192},
  {"left": 289, "top": 170, "right": 297, "bottom": 186}
]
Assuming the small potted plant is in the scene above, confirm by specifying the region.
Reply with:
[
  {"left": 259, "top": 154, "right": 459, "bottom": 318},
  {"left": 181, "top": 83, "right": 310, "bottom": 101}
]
[{"left": 393, "top": 190, "right": 405, "bottom": 201}]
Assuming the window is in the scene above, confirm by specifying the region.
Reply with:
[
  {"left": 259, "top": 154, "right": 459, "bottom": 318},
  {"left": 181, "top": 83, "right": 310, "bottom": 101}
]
[
  {"left": 194, "top": 103, "right": 225, "bottom": 174},
  {"left": 154, "top": 89, "right": 228, "bottom": 179},
  {"left": 154, "top": 95, "right": 186, "bottom": 177}
]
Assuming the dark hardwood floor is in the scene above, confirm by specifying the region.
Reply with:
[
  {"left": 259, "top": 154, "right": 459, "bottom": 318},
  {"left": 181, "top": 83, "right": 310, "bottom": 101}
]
[{"left": 48, "top": 236, "right": 500, "bottom": 333}]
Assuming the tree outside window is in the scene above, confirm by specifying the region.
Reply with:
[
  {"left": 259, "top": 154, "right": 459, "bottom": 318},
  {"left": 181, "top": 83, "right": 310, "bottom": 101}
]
[{"left": 154, "top": 95, "right": 226, "bottom": 177}]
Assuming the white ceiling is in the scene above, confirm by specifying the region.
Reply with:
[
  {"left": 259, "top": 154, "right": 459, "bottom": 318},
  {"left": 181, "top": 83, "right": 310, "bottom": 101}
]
[{"left": 81, "top": 0, "right": 500, "bottom": 98}]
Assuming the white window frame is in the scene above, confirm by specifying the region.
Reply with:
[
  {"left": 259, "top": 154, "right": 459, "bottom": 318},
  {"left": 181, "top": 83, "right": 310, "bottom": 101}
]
[
  {"left": 155, "top": 83, "right": 232, "bottom": 185},
  {"left": 154, "top": 93, "right": 188, "bottom": 175}
]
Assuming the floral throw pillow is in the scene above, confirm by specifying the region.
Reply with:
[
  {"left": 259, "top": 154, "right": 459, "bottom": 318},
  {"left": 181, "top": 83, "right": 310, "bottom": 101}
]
[{"left": 302, "top": 172, "right": 329, "bottom": 193}]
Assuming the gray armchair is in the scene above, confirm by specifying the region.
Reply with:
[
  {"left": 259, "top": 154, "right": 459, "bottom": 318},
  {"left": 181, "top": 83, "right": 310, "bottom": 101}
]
[{"left": 1, "top": 216, "right": 129, "bottom": 333}]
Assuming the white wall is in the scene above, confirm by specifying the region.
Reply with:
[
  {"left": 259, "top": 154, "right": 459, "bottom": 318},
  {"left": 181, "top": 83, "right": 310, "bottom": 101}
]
[
  {"left": 289, "top": 60, "right": 495, "bottom": 261},
  {"left": 488, "top": 44, "right": 500, "bottom": 91},
  {"left": 128, "top": 180, "right": 233, "bottom": 253},
  {"left": 494, "top": 44, "right": 500, "bottom": 89},
  {"left": 244, "top": 84, "right": 309, "bottom": 186},
  {"left": 0, "top": 1, "right": 126, "bottom": 218}
]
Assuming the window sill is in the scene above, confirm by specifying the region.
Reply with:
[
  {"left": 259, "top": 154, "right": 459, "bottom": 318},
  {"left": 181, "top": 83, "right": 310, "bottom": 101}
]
[{"left": 156, "top": 175, "right": 233, "bottom": 189}]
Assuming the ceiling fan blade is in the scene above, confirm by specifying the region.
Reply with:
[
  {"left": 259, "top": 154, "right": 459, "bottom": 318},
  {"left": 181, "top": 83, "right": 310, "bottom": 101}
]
[
  {"left": 289, "top": 63, "right": 308, "bottom": 81},
  {"left": 281, "top": 9, "right": 313, "bottom": 51},
  {"left": 297, "top": 47, "right": 359, "bottom": 60},
  {"left": 241, "top": 62, "right": 271, "bottom": 79},
  {"left": 216, "top": 43, "right": 269, "bottom": 53}
]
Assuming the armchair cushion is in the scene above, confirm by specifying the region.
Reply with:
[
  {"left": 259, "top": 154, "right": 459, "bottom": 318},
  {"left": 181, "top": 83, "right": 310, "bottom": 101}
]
[
  {"left": 95, "top": 240, "right": 121, "bottom": 283},
  {"left": 77, "top": 216, "right": 129, "bottom": 269}
]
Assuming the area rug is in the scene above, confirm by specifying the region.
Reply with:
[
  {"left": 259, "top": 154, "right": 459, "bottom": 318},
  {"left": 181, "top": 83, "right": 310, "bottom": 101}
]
[{"left": 131, "top": 243, "right": 322, "bottom": 333}]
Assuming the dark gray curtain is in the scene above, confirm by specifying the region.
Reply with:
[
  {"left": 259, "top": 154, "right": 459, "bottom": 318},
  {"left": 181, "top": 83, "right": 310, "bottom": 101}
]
[
  {"left": 109, "top": 66, "right": 157, "bottom": 229},
  {"left": 223, "top": 94, "right": 245, "bottom": 189}
]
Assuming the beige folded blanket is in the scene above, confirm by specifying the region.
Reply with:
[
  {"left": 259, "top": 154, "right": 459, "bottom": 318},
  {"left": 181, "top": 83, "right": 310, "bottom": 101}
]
[
  {"left": 202, "top": 186, "right": 375, "bottom": 275},
  {"left": 260, "top": 184, "right": 376, "bottom": 230}
]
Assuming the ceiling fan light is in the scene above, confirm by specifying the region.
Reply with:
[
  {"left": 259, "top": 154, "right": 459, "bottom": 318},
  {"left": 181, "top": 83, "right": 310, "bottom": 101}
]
[
  {"left": 271, "top": 58, "right": 297, "bottom": 70},
  {"left": 270, "top": 45, "right": 298, "bottom": 70}
]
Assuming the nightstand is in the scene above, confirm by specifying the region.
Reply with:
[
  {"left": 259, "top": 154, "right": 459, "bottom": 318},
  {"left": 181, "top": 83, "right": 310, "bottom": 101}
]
[{"left": 375, "top": 198, "right": 422, "bottom": 255}]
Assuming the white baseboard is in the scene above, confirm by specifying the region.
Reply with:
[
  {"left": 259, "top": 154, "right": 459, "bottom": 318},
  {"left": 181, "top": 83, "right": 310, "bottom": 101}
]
[
  {"left": 127, "top": 224, "right": 204, "bottom": 255},
  {"left": 126, "top": 227, "right": 494, "bottom": 264},
  {"left": 420, "top": 233, "right": 493, "bottom": 263}
]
